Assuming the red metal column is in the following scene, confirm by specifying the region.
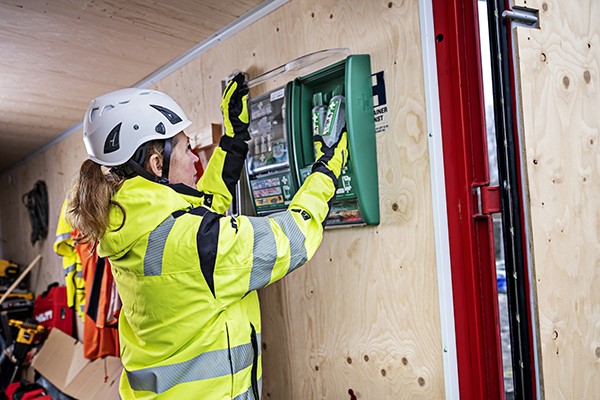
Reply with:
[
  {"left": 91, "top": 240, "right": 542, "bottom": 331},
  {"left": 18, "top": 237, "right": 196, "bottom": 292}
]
[{"left": 431, "top": 0, "right": 505, "bottom": 398}]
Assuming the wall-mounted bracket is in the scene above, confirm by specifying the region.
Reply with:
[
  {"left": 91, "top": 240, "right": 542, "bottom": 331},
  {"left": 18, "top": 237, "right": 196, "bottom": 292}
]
[{"left": 502, "top": 6, "right": 539, "bottom": 29}]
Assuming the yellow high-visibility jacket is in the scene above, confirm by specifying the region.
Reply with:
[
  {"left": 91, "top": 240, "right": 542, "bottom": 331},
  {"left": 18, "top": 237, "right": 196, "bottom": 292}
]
[
  {"left": 54, "top": 198, "right": 86, "bottom": 318},
  {"left": 98, "top": 136, "right": 338, "bottom": 399}
]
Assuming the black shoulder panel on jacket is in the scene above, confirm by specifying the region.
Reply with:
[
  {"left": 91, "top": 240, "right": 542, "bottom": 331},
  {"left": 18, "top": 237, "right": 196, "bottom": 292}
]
[{"left": 196, "top": 210, "right": 222, "bottom": 297}]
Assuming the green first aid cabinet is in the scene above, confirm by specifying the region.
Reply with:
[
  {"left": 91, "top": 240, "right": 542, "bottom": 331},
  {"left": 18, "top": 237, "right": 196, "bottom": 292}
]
[{"left": 245, "top": 54, "right": 380, "bottom": 227}]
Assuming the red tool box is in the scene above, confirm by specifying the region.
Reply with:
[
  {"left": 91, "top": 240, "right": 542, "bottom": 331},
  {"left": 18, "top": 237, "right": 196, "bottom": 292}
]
[{"left": 33, "top": 283, "right": 73, "bottom": 337}]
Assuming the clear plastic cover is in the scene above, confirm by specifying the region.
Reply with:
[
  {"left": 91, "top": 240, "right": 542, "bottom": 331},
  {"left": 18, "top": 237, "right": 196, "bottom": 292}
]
[{"left": 247, "top": 48, "right": 351, "bottom": 88}]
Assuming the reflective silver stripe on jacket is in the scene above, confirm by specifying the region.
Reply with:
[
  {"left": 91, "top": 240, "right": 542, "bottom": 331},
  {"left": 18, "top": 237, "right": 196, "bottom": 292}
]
[
  {"left": 271, "top": 211, "right": 307, "bottom": 274},
  {"left": 63, "top": 263, "right": 76, "bottom": 276},
  {"left": 54, "top": 232, "right": 71, "bottom": 245},
  {"left": 126, "top": 334, "right": 261, "bottom": 394},
  {"left": 233, "top": 378, "right": 263, "bottom": 400},
  {"left": 144, "top": 215, "right": 176, "bottom": 276},
  {"left": 247, "top": 217, "right": 277, "bottom": 291}
]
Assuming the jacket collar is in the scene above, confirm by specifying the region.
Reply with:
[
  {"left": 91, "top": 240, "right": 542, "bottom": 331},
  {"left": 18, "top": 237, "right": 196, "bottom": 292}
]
[{"left": 98, "top": 176, "right": 204, "bottom": 259}]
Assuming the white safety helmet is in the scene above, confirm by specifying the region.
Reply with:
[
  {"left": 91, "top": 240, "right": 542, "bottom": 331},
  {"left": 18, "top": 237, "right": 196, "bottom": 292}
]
[{"left": 83, "top": 88, "right": 192, "bottom": 166}]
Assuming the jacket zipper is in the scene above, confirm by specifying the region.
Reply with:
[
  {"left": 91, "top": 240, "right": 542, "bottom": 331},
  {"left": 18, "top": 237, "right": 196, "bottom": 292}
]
[{"left": 226, "top": 323, "right": 234, "bottom": 392}]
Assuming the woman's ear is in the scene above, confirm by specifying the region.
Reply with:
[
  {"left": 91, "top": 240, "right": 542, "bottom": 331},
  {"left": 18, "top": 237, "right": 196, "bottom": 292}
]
[{"left": 147, "top": 153, "right": 163, "bottom": 178}]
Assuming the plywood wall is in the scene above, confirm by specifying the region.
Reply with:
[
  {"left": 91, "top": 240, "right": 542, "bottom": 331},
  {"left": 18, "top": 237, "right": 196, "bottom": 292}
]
[
  {"left": 157, "top": 1, "right": 444, "bottom": 398},
  {"left": 0, "top": 132, "right": 87, "bottom": 295},
  {"left": 512, "top": 0, "right": 600, "bottom": 397},
  {"left": 0, "top": 0, "right": 445, "bottom": 398}
]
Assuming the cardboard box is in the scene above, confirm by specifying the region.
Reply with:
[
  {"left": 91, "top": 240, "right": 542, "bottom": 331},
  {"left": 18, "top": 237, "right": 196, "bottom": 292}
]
[{"left": 32, "top": 328, "right": 122, "bottom": 399}]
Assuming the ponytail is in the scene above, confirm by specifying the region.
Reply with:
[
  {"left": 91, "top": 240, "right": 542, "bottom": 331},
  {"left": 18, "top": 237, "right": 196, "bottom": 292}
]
[{"left": 67, "top": 159, "right": 124, "bottom": 244}]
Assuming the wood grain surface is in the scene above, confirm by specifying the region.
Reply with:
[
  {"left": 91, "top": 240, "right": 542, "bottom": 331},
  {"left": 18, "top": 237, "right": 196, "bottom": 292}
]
[{"left": 512, "top": 0, "right": 600, "bottom": 397}]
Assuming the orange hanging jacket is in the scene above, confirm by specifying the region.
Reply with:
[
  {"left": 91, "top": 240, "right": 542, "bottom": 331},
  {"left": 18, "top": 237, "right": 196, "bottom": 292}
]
[{"left": 75, "top": 240, "right": 120, "bottom": 360}]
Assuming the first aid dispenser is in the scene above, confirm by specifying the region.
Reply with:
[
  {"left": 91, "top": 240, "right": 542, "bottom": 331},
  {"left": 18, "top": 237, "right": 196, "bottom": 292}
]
[
  {"left": 244, "top": 52, "right": 379, "bottom": 226},
  {"left": 286, "top": 54, "right": 380, "bottom": 226}
]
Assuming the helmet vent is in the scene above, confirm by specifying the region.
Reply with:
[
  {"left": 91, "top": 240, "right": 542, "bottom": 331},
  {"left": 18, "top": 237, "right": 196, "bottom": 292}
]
[
  {"left": 150, "top": 104, "right": 183, "bottom": 125},
  {"left": 89, "top": 107, "right": 100, "bottom": 123},
  {"left": 104, "top": 123, "right": 122, "bottom": 154},
  {"left": 155, "top": 122, "right": 166, "bottom": 135},
  {"left": 101, "top": 105, "right": 114, "bottom": 115}
]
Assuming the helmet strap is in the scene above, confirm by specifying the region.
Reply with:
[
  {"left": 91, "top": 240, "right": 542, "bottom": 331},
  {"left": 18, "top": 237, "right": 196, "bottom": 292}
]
[
  {"left": 111, "top": 137, "right": 173, "bottom": 184},
  {"left": 118, "top": 159, "right": 161, "bottom": 183},
  {"left": 159, "top": 137, "right": 173, "bottom": 184}
]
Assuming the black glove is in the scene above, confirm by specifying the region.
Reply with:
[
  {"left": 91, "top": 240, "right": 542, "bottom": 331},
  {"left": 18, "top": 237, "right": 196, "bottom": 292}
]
[
  {"left": 312, "top": 130, "right": 348, "bottom": 179},
  {"left": 221, "top": 72, "right": 250, "bottom": 140}
]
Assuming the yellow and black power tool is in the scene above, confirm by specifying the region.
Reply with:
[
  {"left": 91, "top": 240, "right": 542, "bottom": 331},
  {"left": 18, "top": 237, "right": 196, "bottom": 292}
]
[
  {"left": 0, "top": 260, "right": 19, "bottom": 279},
  {"left": 1, "top": 317, "right": 45, "bottom": 383},
  {"left": 8, "top": 319, "right": 45, "bottom": 347}
]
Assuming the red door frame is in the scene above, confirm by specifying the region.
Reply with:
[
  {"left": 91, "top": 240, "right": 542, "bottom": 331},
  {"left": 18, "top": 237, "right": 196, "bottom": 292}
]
[{"left": 432, "top": 0, "right": 505, "bottom": 398}]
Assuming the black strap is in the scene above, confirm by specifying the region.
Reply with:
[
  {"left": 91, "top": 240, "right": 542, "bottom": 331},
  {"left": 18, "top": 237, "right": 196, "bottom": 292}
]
[
  {"left": 116, "top": 159, "right": 160, "bottom": 183},
  {"left": 167, "top": 183, "right": 205, "bottom": 198},
  {"left": 159, "top": 137, "right": 173, "bottom": 184},
  {"left": 250, "top": 323, "right": 260, "bottom": 400},
  {"left": 112, "top": 137, "right": 173, "bottom": 184},
  {"left": 86, "top": 257, "right": 106, "bottom": 323}
]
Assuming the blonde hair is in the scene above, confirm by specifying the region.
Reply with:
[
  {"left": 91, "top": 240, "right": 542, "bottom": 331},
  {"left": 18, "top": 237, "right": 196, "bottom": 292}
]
[{"left": 67, "top": 140, "right": 164, "bottom": 244}]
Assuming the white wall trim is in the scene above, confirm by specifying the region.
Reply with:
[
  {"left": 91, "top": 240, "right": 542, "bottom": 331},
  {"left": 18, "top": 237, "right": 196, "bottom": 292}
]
[{"left": 418, "top": 0, "right": 460, "bottom": 398}]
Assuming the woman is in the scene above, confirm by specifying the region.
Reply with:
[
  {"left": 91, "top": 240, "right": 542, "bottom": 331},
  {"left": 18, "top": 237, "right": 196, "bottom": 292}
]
[{"left": 68, "top": 73, "right": 347, "bottom": 399}]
